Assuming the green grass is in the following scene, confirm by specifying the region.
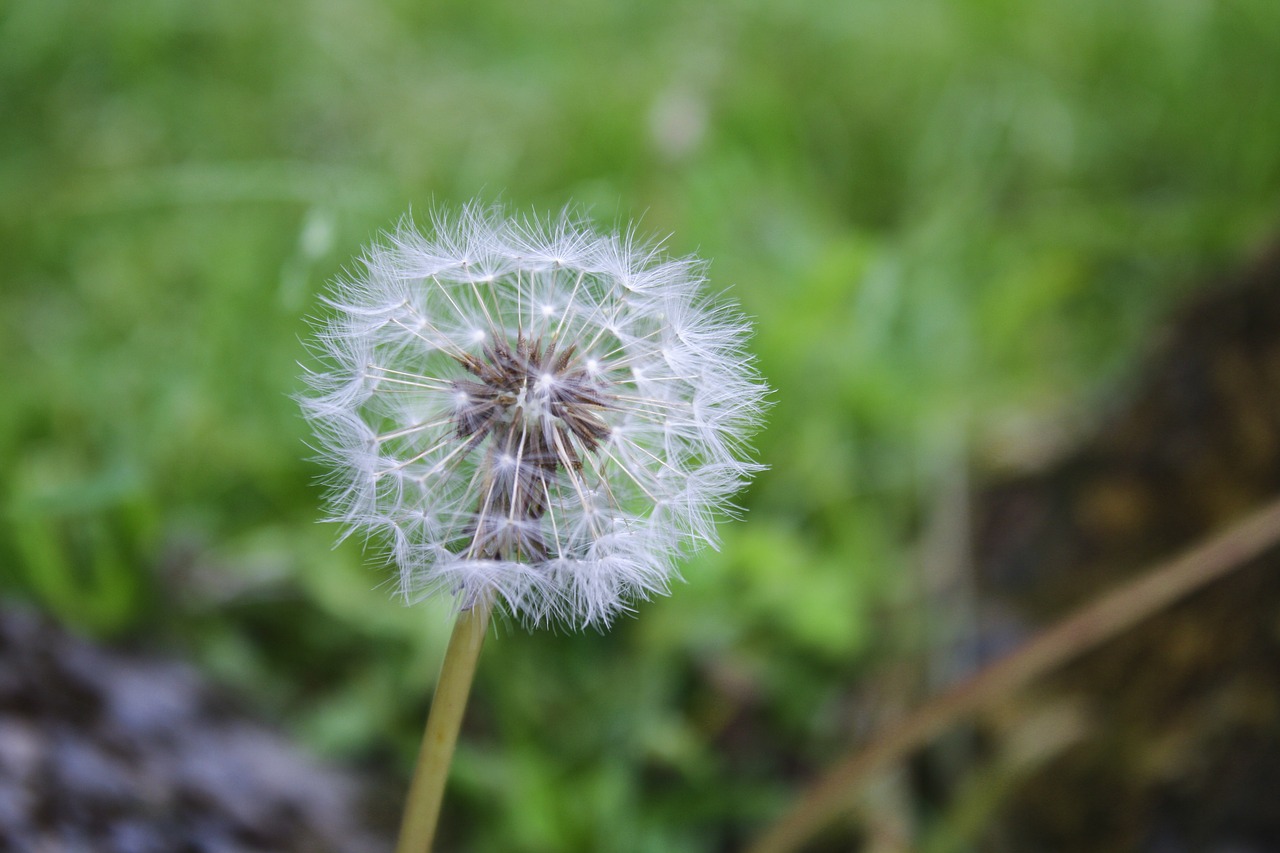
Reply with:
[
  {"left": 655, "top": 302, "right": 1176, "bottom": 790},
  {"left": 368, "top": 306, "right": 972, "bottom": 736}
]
[{"left": 4, "top": 0, "right": 1280, "bottom": 849}]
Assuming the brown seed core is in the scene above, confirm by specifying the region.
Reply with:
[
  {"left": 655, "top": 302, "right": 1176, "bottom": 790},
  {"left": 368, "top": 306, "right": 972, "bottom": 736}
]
[{"left": 450, "top": 335, "right": 612, "bottom": 560}]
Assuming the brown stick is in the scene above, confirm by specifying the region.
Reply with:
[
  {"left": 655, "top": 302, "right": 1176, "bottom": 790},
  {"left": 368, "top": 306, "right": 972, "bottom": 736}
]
[{"left": 748, "top": 496, "right": 1280, "bottom": 853}]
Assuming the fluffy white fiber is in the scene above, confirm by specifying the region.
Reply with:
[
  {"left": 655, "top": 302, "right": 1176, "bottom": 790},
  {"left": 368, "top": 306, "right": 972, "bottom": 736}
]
[{"left": 301, "top": 203, "right": 767, "bottom": 628}]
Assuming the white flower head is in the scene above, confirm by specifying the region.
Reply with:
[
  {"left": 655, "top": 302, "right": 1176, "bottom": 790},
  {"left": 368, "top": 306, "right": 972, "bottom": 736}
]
[{"left": 301, "top": 203, "right": 768, "bottom": 629}]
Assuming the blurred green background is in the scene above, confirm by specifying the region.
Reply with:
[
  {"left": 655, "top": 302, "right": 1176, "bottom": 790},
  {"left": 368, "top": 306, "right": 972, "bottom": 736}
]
[{"left": 3, "top": 0, "right": 1279, "bottom": 849}]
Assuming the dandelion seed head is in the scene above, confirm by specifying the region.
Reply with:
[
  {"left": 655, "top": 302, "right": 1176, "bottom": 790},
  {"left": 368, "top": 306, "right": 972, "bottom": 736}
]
[{"left": 300, "top": 202, "right": 768, "bottom": 629}]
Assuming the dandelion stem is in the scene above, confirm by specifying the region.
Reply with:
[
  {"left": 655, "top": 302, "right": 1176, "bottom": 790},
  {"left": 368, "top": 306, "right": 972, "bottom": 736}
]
[{"left": 396, "top": 594, "right": 494, "bottom": 853}]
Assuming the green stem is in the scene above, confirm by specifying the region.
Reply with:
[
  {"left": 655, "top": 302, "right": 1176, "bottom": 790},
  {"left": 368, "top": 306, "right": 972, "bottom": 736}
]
[{"left": 396, "top": 595, "right": 494, "bottom": 853}]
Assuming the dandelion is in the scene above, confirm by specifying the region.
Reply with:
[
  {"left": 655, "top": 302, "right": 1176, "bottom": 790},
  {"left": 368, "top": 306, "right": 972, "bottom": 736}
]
[
  {"left": 302, "top": 204, "right": 767, "bottom": 628},
  {"left": 300, "top": 203, "right": 768, "bottom": 851}
]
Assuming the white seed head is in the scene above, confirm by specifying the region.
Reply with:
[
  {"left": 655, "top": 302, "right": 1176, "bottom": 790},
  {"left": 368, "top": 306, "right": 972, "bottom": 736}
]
[{"left": 300, "top": 203, "right": 768, "bottom": 629}]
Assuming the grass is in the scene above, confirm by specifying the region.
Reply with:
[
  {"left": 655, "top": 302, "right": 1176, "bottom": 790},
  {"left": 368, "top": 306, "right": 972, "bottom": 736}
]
[{"left": 3, "top": 0, "right": 1280, "bottom": 849}]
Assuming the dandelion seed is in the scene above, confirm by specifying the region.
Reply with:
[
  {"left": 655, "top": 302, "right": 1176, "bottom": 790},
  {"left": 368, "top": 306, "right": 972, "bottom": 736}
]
[{"left": 301, "top": 202, "right": 768, "bottom": 629}]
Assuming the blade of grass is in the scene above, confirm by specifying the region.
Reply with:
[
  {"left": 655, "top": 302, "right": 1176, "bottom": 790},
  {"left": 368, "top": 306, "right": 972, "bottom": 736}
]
[{"left": 749, "top": 496, "right": 1280, "bottom": 853}]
